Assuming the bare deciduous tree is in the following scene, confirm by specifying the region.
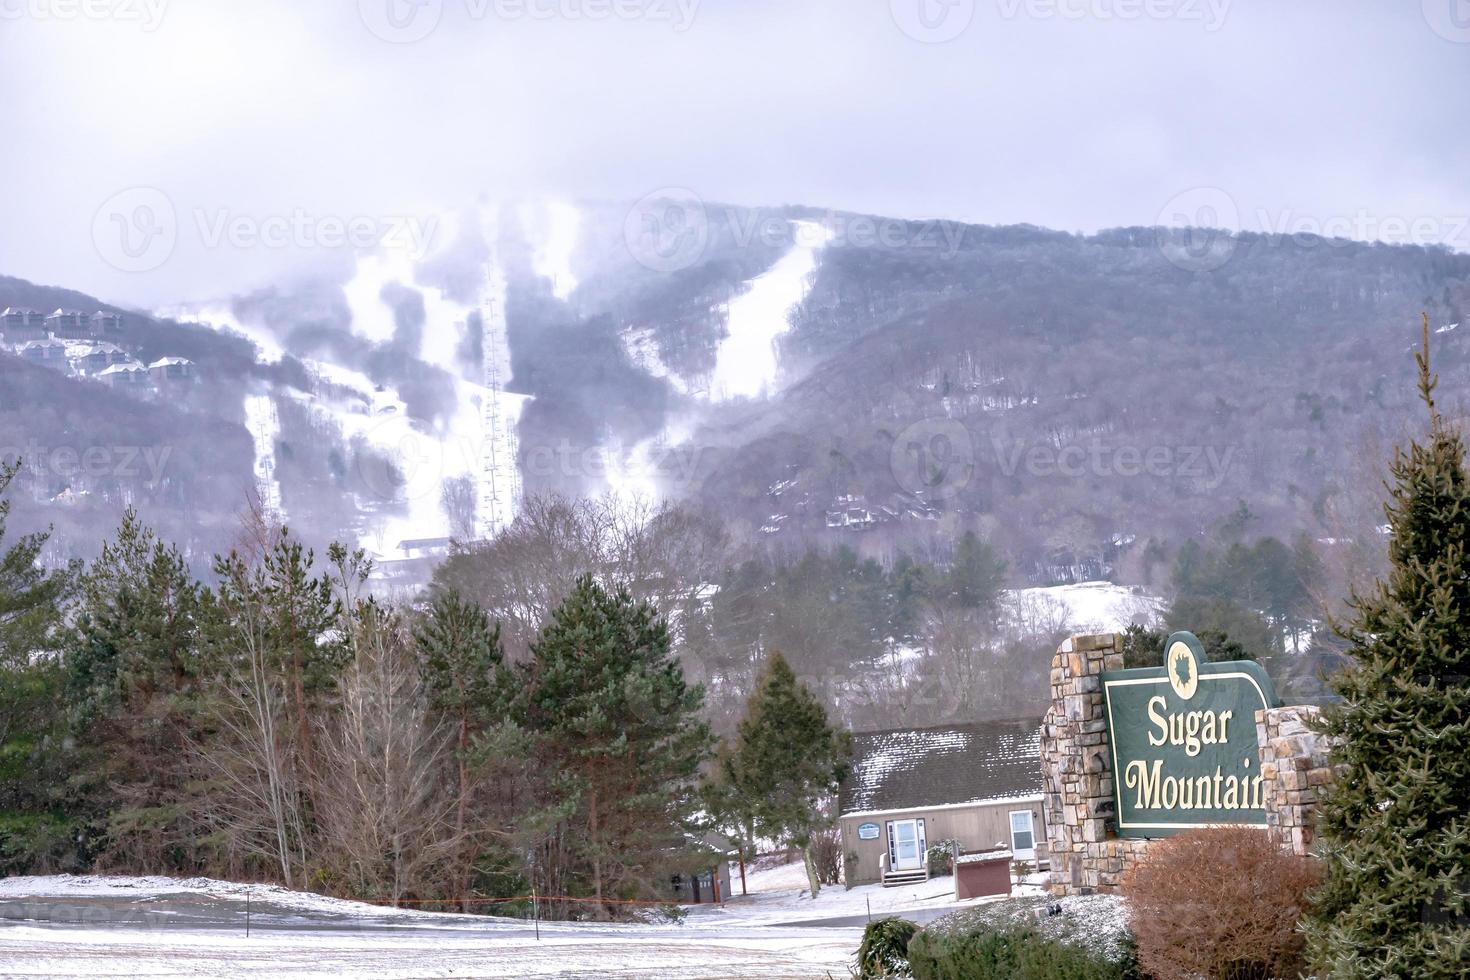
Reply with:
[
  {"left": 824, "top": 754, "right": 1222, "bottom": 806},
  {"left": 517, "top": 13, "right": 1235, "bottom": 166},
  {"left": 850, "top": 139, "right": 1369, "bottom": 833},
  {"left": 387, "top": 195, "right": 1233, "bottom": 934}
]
[
  {"left": 195, "top": 554, "right": 311, "bottom": 888},
  {"left": 314, "top": 603, "right": 461, "bottom": 905},
  {"left": 434, "top": 494, "right": 727, "bottom": 658}
]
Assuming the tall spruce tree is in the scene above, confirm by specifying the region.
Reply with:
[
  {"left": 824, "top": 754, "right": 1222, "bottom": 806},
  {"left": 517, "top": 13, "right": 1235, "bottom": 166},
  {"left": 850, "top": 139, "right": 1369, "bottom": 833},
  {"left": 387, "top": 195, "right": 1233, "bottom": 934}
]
[
  {"left": 728, "top": 651, "right": 852, "bottom": 898},
  {"left": 516, "top": 575, "right": 712, "bottom": 918},
  {"left": 703, "top": 741, "right": 761, "bottom": 897},
  {"left": 66, "top": 510, "right": 209, "bottom": 871},
  {"left": 1305, "top": 317, "right": 1470, "bottom": 978},
  {"left": 0, "top": 459, "right": 78, "bottom": 872},
  {"left": 415, "top": 591, "right": 508, "bottom": 907}
]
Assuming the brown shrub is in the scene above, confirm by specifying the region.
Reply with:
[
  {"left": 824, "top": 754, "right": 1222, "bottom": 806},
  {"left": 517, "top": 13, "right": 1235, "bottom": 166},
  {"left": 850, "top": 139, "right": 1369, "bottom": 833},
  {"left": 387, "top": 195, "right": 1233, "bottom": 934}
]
[
  {"left": 809, "top": 824, "right": 845, "bottom": 885},
  {"left": 1123, "top": 826, "right": 1322, "bottom": 980}
]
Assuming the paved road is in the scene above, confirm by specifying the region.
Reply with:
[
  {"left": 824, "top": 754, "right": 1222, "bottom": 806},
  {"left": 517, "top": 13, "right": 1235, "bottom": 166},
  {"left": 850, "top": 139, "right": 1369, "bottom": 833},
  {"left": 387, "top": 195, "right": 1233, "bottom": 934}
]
[
  {"left": 0, "top": 891, "right": 904, "bottom": 934},
  {"left": 0, "top": 892, "right": 868, "bottom": 978},
  {"left": 0, "top": 893, "right": 544, "bottom": 937},
  {"left": 779, "top": 903, "right": 970, "bottom": 929}
]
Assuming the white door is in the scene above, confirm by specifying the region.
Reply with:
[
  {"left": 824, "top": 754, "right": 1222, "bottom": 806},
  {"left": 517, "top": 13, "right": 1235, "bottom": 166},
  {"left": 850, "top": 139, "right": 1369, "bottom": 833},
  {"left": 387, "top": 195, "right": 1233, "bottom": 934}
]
[
  {"left": 890, "top": 819, "right": 923, "bottom": 871},
  {"left": 1009, "top": 809, "right": 1036, "bottom": 861}
]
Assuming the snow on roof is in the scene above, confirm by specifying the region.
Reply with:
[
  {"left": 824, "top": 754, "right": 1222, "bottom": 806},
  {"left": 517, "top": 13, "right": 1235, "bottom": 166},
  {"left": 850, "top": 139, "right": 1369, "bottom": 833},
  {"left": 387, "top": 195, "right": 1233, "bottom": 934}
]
[
  {"left": 956, "top": 849, "right": 1013, "bottom": 864},
  {"left": 839, "top": 719, "right": 1044, "bottom": 816},
  {"left": 148, "top": 356, "right": 193, "bottom": 368},
  {"left": 98, "top": 362, "right": 147, "bottom": 376}
]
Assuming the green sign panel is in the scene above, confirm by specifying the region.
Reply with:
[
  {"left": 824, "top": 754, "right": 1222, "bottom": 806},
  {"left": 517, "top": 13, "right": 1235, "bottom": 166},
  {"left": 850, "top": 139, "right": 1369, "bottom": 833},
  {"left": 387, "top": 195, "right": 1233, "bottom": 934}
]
[{"left": 1101, "top": 631, "right": 1279, "bottom": 837}]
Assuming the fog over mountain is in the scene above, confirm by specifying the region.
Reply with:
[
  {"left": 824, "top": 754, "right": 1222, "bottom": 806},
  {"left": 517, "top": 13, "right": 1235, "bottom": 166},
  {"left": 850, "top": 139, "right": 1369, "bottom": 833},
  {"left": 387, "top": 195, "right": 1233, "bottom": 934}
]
[
  {"left": 1, "top": 3, "right": 1468, "bottom": 635},
  {"left": 2, "top": 2, "right": 1468, "bottom": 309}
]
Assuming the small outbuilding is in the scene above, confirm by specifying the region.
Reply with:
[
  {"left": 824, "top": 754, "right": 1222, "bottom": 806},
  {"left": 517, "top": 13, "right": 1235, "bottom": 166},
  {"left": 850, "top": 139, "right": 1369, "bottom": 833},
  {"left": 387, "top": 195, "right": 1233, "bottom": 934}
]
[
  {"left": 668, "top": 832, "right": 737, "bottom": 905},
  {"left": 838, "top": 719, "right": 1047, "bottom": 888}
]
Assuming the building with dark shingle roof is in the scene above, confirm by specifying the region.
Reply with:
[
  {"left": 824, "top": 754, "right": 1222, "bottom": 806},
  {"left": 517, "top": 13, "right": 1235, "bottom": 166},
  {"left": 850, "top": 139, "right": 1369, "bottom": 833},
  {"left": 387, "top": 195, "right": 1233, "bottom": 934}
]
[
  {"left": 1, "top": 307, "right": 47, "bottom": 343},
  {"left": 838, "top": 719, "right": 1047, "bottom": 887}
]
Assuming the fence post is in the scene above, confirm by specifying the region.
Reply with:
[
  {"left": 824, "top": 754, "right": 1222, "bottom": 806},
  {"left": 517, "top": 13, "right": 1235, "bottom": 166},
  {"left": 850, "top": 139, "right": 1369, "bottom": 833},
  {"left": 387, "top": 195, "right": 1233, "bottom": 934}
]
[
  {"left": 246, "top": 892, "right": 251, "bottom": 938},
  {"left": 532, "top": 887, "right": 539, "bottom": 941}
]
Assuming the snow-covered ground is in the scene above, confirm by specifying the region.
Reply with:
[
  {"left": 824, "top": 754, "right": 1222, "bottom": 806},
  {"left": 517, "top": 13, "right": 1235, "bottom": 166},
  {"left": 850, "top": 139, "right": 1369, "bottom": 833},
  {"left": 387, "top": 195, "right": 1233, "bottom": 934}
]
[
  {"left": 521, "top": 198, "right": 581, "bottom": 302},
  {"left": 608, "top": 218, "right": 832, "bottom": 502},
  {"left": 0, "top": 871, "right": 857, "bottom": 978},
  {"left": 163, "top": 204, "right": 535, "bottom": 557},
  {"left": 697, "top": 857, "right": 1046, "bottom": 928},
  {"left": 0, "top": 861, "right": 1051, "bottom": 978},
  {"left": 242, "top": 392, "right": 285, "bottom": 522},
  {"left": 339, "top": 211, "right": 527, "bottom": 551},
  {"left": 0, "top": 922, "right": 854, "bottom": 979},
  {"left": 1004, "top": 580, "right": 1163, "bottom": 635},
  {"left": 709, "top": 220, "right": 831, "bottom": 401}
]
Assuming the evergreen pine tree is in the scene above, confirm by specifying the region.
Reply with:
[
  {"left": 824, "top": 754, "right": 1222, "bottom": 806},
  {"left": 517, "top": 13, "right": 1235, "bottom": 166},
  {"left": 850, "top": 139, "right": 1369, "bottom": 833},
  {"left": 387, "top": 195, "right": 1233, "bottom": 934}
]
[
  {"left": 703, "top": 741, "right": 761, "bottom": 897},
  {"left": 516, "top": 575, "right": 712, "bottom": 917},
  {"left": 415, "top": 591, "right": 508, "bottom": 907},
  {"left": 0, "top": 459, "right": 78, "bottom": 871},
  {"left": 946, "top": 530, "right": 1006, "bottom": 613},
  {"left": 65, "top": 509, "right": 208, "bottom": 870},
  {"left": 729, "top": 651, "right": 852, "bottom": 898},
  {"left": 1305, "top": 317, "right": 1470, "bottom": 978},
  {"left": 258, "top": 532, "right": 344, "bottom": 792}
]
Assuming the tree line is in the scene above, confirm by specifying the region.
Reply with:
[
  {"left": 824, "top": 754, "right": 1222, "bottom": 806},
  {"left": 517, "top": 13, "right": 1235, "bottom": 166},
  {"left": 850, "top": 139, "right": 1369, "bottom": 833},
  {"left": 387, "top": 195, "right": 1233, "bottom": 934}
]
[{"left": 0, "top": 460, "right": 852, "bottom": 917}]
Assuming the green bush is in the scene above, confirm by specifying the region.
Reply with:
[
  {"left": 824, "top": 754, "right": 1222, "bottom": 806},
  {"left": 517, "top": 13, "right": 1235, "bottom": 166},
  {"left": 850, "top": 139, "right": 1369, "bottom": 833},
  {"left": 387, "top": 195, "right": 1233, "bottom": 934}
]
[
  {"left": 855, "top": 916, "right": 920, "bottom": 978},
  {"left": 925, "top": 839, "right": 959, "bottom": 877},
  {"left": 907, "top": 896, "right": 1139, "bottom": 980}
]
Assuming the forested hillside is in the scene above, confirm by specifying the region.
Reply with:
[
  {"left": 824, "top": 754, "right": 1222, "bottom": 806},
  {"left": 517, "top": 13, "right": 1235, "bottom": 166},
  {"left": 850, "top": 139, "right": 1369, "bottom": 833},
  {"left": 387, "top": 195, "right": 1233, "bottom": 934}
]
[{"left": 3, "top": 207, "right": 1465, "bottom": 670}]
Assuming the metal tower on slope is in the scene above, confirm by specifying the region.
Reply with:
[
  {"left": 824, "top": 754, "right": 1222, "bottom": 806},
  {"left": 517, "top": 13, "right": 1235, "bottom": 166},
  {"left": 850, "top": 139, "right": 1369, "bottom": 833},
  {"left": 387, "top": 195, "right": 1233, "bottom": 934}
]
[{"left": 478, "top": 259, "right": 521, "bottom": 540}]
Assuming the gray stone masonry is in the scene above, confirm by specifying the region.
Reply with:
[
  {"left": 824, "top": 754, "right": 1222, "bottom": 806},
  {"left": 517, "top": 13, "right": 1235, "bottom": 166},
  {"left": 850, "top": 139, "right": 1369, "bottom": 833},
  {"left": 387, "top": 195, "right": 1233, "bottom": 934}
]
[{"left": 1043, "top": 633, "right": 1335, "bottom": 896}]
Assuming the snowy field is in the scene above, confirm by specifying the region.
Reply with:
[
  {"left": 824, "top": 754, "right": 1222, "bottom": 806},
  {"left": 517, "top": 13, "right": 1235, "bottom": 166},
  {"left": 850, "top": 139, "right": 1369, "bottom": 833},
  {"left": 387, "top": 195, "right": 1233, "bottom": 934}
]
[
  {"left": 691, "top": 857, "right": 1046, "bottom": 928},
  {"left": 1004, "top": 581, "right": 1163, "bottom": 635},
  {"left": 0, "top": 860, "right": 1045, "bottom": 979}
]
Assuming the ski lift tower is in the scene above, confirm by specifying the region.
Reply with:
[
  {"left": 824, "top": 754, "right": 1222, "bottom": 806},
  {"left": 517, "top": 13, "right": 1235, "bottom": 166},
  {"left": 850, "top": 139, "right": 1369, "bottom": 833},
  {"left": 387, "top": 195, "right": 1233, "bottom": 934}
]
[{"left": 478, "top": 259, "right": 522, "bottom": 540}]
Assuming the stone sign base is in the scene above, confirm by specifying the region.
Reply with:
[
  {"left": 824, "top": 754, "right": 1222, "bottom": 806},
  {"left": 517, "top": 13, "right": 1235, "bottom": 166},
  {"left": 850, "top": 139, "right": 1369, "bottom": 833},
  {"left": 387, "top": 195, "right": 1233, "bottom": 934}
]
[{"left": 1041, "top": 633, "right": 1334, "bottom": 896}]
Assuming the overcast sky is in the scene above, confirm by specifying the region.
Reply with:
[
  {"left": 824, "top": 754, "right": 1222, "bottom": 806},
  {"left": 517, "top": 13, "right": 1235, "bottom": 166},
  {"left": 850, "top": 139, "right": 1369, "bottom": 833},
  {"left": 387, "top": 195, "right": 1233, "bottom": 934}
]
[{"left": 2, "top": 0, "right": 1467, "bottom": 308}]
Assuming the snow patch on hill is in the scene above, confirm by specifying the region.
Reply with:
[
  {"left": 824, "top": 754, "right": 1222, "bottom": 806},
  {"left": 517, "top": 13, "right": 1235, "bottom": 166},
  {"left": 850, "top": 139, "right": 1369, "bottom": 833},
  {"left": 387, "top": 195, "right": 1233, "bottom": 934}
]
[
  {"left": 710, "top": 220, "right": 831, "bottom": 401},
  {"left": 521, "top": 198, "right": 581, "bottom": 301},
  {"left": 1004, "top": 581, "right": 1163, "bottom": 634},
  {"left": 243, "top": 392, "right": 285, "bottom": 521}
]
